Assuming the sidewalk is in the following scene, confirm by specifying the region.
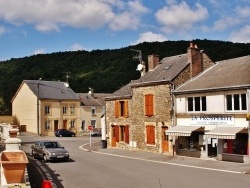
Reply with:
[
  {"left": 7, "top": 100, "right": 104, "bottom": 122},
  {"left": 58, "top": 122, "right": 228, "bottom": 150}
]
[{"left": 82, "top": 141, "right": 250, "bottom": 174}]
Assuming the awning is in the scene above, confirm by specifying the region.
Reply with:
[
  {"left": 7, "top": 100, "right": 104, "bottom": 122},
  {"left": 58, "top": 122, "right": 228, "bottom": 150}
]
[
  {"left": 205, "top": 127, "right": 247, "bottom": 139},
  {"left": 165, "top": 126, "right": 204, "bottom": 136}
]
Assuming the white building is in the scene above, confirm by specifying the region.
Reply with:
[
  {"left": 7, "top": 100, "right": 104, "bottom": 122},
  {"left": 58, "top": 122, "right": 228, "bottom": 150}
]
[{"left": 167, "top": 55, "right": 250, "bottom": 163}]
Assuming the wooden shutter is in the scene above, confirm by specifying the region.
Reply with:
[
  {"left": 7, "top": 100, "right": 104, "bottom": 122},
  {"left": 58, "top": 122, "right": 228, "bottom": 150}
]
[
  {"left": 145, "top": 94, "right": 154, "bottom": 116},
  {"left": 115, "top": 101, "right": 119, "bottom": 118},
  {"left": 125, "top": 125, "right": 129, "bottom": 143},
  {"left": 124, "top": 100, "right": 129, "bottom": 118},
  {"left": 146, "top": 125, "right": 155, "bottom": 144},
  {"left": 115, "top": 126, "right": 119, "bottom": 142}
]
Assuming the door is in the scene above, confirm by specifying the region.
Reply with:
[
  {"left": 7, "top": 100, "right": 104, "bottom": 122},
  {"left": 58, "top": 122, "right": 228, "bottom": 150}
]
[
  {"left": 208, "top": 138, "right": 217, "bottom": 157},
  {"left": 162, "top": 127, "right": 169, "bottom": 152},
  {"left": 111, "top": 126, "right": 119, "bottom": 147},
  {"left": 54, "top": 120, "right": 58, "bottom": 131},
  {"left": 63, "top": 120, "right": 67, "bottom": 129}
]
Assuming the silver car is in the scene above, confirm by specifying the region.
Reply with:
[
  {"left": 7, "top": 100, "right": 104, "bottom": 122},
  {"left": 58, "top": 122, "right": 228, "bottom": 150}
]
[{"left": 31, "top": 140, "right": 69, "bottom": 162}]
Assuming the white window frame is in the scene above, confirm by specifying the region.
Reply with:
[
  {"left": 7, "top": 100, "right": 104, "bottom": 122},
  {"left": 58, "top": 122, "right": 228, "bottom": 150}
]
[
  {"left": 70, "top": 106, "right": 75, "bottom": 115},
  {"left": 225, "top": 93, "right": 247, "bottom": 112},
  {"left": 45, "top": 105, "right": 51, "bottom": 115},
  {"left": 62, "top": 106, "right": 67, "bottom": 114},
  {"left": 70, "top": 120, "right": 75, "bottom": 128},
  {"left": 45, "top": 121, "right": 50, "bottom": 130},
  {"left": 187, "top": 96, "right": 207, "bottom": 112},
  {"left": 90, "top": 120, "right": 96, "bottom": 128}
]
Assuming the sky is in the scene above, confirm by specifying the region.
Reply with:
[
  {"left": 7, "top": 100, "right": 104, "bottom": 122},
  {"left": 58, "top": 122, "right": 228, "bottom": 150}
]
[{"left": 0, "top": 0, "right": 250, "bottom": 61}]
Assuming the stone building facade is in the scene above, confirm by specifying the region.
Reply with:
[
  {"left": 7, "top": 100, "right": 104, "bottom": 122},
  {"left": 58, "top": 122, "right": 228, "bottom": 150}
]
[{"left": 105, "top": 43, "right": 214, "bottom": 154}]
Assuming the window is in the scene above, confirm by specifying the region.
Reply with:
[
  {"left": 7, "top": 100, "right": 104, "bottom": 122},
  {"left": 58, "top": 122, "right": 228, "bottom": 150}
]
[
  {"left": 146, "top": 125, "right": 155, "bottom": 145},
  {"left": 91, "top": 107, "right": 96, "bottom": 115},
  {"left": 62, "top": 106, "right": 67, "bottom": 114},
  {"left": 91, "top": 120, "right": 96, "bottom": 128},
  {"left": 188, "top": 96, "right": 206, "bottom": 112},
  {"left": 70, "top": 106, "right": 75, "bottom": 114},
  {"left": 45, "top": 121, "right": 50, "bottom": 130},
  {"left": 115, "top": 100, "right": 129, "bottom": 118},
  {"left": 45, "top": 106, "right": 50, "bottom": 114},
  {"left": 120, "top": 125, "right": 129, "bottom": 143},
  {"left": 226, "top": 94, "right": 247, "bottom": 111},
  {"left": 81, "top": 120, "right": 85, "bottom": 130},
  {"left": 145, "top": 94, "right": 154, "bottom": 116},
  {"left": 70, "top": 120, "right": 75, "bottom": 128}
]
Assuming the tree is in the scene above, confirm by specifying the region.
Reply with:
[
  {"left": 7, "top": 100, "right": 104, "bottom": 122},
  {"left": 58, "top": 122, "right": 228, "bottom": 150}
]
[{"left": 0, "top": 97, "right": 8, "bottom": 115}]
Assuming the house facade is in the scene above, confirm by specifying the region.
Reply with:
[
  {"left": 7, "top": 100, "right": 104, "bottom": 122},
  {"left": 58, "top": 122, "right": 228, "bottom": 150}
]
[
  {"left": 12, "top": 80, "right": 80, "bottom": 136},
  {"left": 169, "top": 55, "right": 250, "bottom": 163},
  {"left": 78, "top": 88, "right": 111, "bottom": 132},
  {"left": 105, "top": 43, "right": 214, "bottom": 154}
]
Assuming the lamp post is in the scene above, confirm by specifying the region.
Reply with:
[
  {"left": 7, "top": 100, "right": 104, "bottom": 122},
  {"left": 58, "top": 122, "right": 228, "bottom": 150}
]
[{"left": 37, "top": 78, "right": 42, "bottom": 136}]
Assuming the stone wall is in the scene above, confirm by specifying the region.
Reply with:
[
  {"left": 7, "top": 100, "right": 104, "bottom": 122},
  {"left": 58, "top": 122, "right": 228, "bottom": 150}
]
[{"left": 131, "top": 84, "right": 172, "bottom": 153}]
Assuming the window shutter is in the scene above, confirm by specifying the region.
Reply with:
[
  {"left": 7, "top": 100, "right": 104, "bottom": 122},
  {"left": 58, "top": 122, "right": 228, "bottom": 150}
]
[
  {"left": 146, "top": 125, "right": 155, "bottom": 144},
  {"left": 115, "top": 101, "right": 119, "bottom": 117},
  {"left": 145, "top": 94, "right": 154, "bottom": 116},
  {"left": 125, "top": 125, "right": 129, "bottom": 143},
  {"left": 124, "top": 100, "right": 129, "bottom": 118},
  {"left": 115, "top": 126, "right": 119, "bottom": 142}
]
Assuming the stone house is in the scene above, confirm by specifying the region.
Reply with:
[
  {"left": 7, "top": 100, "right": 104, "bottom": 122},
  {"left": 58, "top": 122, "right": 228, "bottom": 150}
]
[
  {"left": 168, "top": 55, "right": 250, "bottom": 163},
  {"left": 78, "top": 88, "right": 111, "bottom": 132},
  {"left": 11, "top": 80, "right": 80, "bottom": 136},
  {"left": 105, "top": 43, "right": 214, "bottom": 154}
]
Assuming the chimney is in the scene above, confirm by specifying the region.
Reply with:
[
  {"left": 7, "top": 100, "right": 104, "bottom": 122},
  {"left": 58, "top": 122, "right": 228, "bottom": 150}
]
[
  {"left": 188, "top": 42, "right": 202, "bottom": 78},
  {"left": 148, "top": 54, "right": 159, "bottom": 71}
]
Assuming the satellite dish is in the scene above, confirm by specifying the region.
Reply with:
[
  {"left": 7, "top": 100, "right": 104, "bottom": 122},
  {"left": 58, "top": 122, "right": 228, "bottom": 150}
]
[
  {"left": 137, "top": 64, "right": 143, "bottom": 71},
  {"left": 64, "top": 82, "right": 69, "bottom": 88}
]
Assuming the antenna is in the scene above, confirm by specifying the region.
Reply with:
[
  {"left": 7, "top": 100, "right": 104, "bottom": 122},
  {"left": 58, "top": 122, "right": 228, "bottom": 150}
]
[
  {"left": 130, "top": 49, "right": 143, "bottom": 64},
  {"left": 64, "top": 72, "right": 71, "bottom": 83}
]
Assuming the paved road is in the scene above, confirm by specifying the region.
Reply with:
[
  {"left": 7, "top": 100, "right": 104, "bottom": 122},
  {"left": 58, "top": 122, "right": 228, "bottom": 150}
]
[{"left": 19, "top": 133, "right": 250, "bottom": 188}]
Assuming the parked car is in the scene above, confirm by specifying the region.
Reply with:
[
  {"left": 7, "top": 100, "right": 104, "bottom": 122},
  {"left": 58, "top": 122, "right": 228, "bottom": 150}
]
[
  {"left": 90, "top": 129, "right": 102, "bottom": 137},
  {"left": 54, "top": 129, "right": 76, "bottom": 137},
  {"left": 31, "top": 140, "right": 69, "bottom": 162}
]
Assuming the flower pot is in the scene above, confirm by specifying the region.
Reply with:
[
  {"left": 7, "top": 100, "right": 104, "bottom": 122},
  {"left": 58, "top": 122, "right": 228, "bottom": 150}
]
[{"left": 0, "top": 151, "right": 28, "bottom": 184}]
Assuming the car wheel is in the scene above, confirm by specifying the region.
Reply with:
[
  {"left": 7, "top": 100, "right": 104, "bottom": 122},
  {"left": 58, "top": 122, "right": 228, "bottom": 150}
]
[
  {"left": 43, "top": 154, "right": 48, "bottom": 162},
  {"left": 72, "top": 134, "right": 75, "bottom": 137},
  {"left": 59, "top": 134, "right": 62, "bottom": 137}
]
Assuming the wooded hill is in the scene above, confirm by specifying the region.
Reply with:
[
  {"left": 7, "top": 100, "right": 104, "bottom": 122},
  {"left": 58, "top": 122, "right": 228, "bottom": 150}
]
[{"left": 1, "top": 39, "right": 250, "bottom": 115}]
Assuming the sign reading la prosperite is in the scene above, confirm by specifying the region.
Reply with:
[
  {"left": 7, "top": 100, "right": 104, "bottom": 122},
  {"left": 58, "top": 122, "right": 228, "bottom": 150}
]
[{"left": 190, "top": 115, "right": 234, "bottom": 125}]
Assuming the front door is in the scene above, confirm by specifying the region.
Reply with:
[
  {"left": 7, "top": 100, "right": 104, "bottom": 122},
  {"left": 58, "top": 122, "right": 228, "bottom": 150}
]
[
  {"left": 63, "top": 120, "right": 67, "bottom": 129},
  {"left": 54, "top": 120, "right": 58, "bottom": 131},
  {"left": 162, "top": 127, "right": 169, "bottom": 152},
  {"left": 111, "top": 126, "right": 119, "bottom": 147}
]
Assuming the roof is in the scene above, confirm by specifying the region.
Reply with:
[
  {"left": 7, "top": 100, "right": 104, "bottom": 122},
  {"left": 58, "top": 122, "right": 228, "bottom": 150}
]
[
  {"left": 106, "top": 54, "right": 189, "bottom": 100},
  {"left": 78, "top": 93, "right": 111, "bottom": 106},
  {"left": 24, "top": 80, "right": 79, "bottom": 100},
  {"left": 174, "top": 55, "right": 250, "bottom": 93}
]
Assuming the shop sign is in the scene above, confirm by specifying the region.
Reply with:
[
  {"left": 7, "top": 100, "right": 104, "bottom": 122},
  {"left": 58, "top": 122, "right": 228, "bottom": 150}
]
[{"left": 190, "top": 115, "right": 234, "bottom": 125}]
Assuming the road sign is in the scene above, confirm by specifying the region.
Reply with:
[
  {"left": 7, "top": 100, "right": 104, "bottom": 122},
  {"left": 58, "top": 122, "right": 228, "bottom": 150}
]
[{"left": 88, "top": 125, "right": 93, "bottom": 130}]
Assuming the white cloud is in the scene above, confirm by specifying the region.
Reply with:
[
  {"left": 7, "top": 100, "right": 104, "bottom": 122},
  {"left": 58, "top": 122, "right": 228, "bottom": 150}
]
[
  {"left": 229, "top": 25, "right": 250, "bottom": 43},
  {"left": 0, "top": 26, "right": 5, "bottom": 35},
  {"left": 155, "top": 1, "right": 208, "bottom": 33},
  {"left": 213, "top": 17, "right": 241, "bottom": 31},
  {"left": 131, "top": 31, "right": 167, "bottom": 45},
  {"left": 0, "top": 0, "right": 148, "bottom": 32},
  {"left": 33, "top": 49, "right": 45, "bottom": 55},
  {"left": 236, "top": 6, "right": 250, "bottom": 18},
  {"left": 69, "top": 43, "right": 84, "bottom": 51}
]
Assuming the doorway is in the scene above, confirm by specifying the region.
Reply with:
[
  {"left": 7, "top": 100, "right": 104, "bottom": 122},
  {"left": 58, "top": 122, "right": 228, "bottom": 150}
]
[
  {"left": 54, "top": 120, "right": 58, "bottom": 131},
  {"left": 63, "top": 120, "right": 67, "bottom": 129},
  {"left": 162, "top": 127, "right": 169, "bottom": 153},
  {"left": 111, "top": 126, "right": 119, "bottom": 147}
]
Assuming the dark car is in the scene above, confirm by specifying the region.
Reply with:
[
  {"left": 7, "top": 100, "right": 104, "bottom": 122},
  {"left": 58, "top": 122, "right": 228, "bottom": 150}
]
[
  {"left": 31, "top": 140, "right": 69, "bottom": 162},
  {"left": 54, "top": 129, "right": 76, "bottom": 137}
]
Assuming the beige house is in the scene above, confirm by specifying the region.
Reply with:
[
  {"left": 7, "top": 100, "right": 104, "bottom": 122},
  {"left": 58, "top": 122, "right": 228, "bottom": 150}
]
[
  {"left": 78, "top": 89, "right": 111, "bottom": 131},
  {"left": 169, "top": 55, "right": 250, "bottom": 163},
  {"left": 105, "top": 43, "right": 214, "bottom": 154},
  {"left": 12, "top": 80, "right": 80, "bottom": 136}
]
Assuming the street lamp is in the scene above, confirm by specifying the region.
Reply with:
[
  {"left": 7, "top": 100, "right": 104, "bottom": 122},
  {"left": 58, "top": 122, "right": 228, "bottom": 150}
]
[{"left": 37, "top": 78, "right": 42, "bottom": 135}]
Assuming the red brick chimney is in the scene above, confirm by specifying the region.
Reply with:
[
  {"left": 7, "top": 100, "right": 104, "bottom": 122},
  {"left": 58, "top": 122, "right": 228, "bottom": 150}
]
[
  {"left": 148, "top": 54, "right": 159, "bottom": 71},
  {"left": 188, "top": 42, "right": 202, "bottom": 78}
]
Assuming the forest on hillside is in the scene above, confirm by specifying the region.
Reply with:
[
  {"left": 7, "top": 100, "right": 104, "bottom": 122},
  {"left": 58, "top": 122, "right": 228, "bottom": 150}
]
[{"left": 0, "top": 39, "right": 250, "bottom": 115}]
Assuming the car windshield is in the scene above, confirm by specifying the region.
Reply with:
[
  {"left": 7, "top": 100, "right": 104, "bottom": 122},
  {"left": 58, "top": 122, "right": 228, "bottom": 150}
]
[{"left": 44, "top": 142, "right": 62, "bottom": 148}]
